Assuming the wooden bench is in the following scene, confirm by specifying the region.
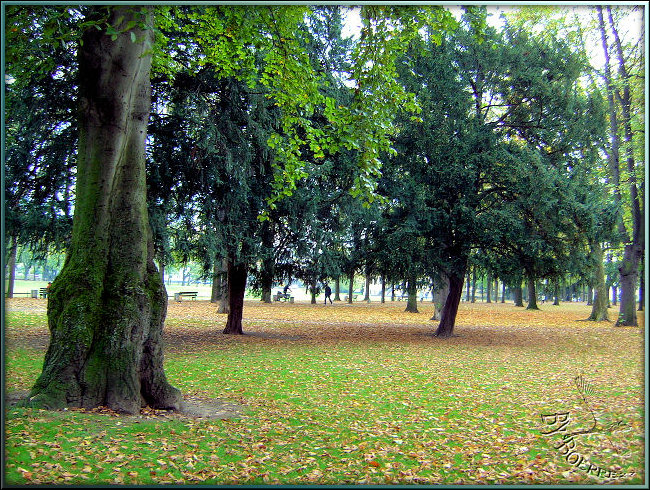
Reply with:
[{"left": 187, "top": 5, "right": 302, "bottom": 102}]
[
  {"left": 174, "top": 291, "right": 198, "bottom": 302},
  {"left": 39, "top": 288, "right": 49, "bottom": 298},
  {"left": 274, "top": 292, "right": 294, "bottom": 303},
  {"left": 345, "top": 294, "right": 359, "bottom": 302}
]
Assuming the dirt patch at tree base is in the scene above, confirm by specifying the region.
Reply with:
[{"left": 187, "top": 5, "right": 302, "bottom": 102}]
[{"left": 5, "top": 390, "right": 246, "bottom": 420}]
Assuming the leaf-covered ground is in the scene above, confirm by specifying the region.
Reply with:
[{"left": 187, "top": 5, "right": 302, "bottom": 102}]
[{"left": 3, "top": 298, "right": 645, "bottom": 485}]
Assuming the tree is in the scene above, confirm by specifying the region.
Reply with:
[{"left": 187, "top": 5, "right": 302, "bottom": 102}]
[
  {"left": 596, "top": 6, "right": 644, "bottom": 326},
  {"left": 23, "top": 6, "right": 182, "bottom": 412}
]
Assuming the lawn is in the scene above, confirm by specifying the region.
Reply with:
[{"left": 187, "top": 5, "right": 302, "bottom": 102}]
[{"left": 3, "top": 298, "right": 645, "bottom": 485}]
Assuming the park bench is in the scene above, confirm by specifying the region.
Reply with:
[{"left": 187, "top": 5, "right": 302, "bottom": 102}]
[
  {"left": 174, "top": 291, "right": 198, "bottom": 302},
  {"left": 345, "top": 294, "right": 359, "bottom": 302},
  {"left": 274, "top": 292, "right": 294, "bottom": 303},
  {"left": 39, "top": 288, "right": 49, "bottom": 299}
]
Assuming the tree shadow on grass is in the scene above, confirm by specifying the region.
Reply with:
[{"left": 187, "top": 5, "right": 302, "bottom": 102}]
[{"left": 5, "top": 389, "right": 247, "bottom": 421}]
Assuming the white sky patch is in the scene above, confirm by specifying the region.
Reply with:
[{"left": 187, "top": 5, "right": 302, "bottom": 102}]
[{"left": 341, "top": 4, "right": 645, "bottom": 72}]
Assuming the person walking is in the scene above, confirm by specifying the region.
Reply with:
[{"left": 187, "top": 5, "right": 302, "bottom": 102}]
[{"left": 324, "top": 283, "right": 332, "bottom": 304}]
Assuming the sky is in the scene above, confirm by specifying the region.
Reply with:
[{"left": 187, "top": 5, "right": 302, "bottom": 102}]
[{"left": 340, "top": 3, "right": 646, "bottom": 71}]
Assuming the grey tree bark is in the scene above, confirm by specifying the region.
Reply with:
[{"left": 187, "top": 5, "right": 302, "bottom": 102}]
[{"left": 28, "top": 6, "right": 181, "bottom": 414}]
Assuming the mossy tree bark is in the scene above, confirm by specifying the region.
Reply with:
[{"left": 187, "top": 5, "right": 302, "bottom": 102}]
[
  {"left": 28, "top": 6, "right": 181, "bottom": 414},
  {"left": 587, "top": 243, "right": 609, "bottom": 321}
]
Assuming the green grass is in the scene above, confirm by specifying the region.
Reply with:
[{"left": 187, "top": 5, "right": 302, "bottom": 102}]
[{"left": 3, "top": 303, "right": 645, "bottom": 485}]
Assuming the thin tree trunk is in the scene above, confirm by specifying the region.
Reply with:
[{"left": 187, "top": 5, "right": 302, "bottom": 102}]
[
  {"left": 612, "top": 285, "right": 618, "bottom": 306},
  {"left": 501, "top": 282, "right": 506, "bottom": 303},
  {"left": 471, "top": 269, "right": 477, "bottom": 303},
  {"left": 28, "top": 7, "right": 181, "bottom": 413},
  {"left": 638, "top": 266, "right": 644, "bottom": 311},
  {"left": 486, "top": 271, "right": 492, "bottom": 303},
  {"left": 310, "top": 281, "right": 317, "bottom": 304},
  {"left": 405, "top": 272, "right": 418, "bottom": 313},
  {"left": 159, "top": 262, "right": 165, "bottom": 286},
  {"left": 5, "top": 236, "right": 18, "bottom": 298},
  {"left": 334, "top": 276, "right": 341, "bottom": 301},
  {"left": 211, "top": 258, "right": 227, "bottom": 305},
  {"left": 430, "top": 273, "right": 450, "bottom": 321},
  {"left": 598, "top": 6, "right": 642, "bottom": 326},
  {"left": 348, "top": 271, "right": 355, "bottom": 304},
  {"left": 391, "top": 282, "right": 396, "bottom": 301},
  {"left": 211, "top": 262, "right": 219, "bottom": 303},
  {"left": 364, "top": 270, "right": 371, "bottom": 302},
  {"left": 223, "top": 259, "right": 246, "bottom": 334},
  {"left": 381, "top": 274, "right": 386, "bottom": 303},
  {"left": 260, "top": 261, "right": 273, "bottom": 304},
  {"left": 434, "top": 270, "right": 465, "bottom": 338},
  {"left": 553, "top": 280, "right": 560, "bottom": 306},
  {"left": 218, "top": 282, "right": 229, "bottom": 314}
]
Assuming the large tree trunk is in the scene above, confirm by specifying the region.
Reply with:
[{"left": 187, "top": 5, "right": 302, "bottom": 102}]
[
  {"left": 434, "top": 271, "right": 465, "bottom": 338},
  {"left": 223, "top": 259, "right": 246, "bottom": 334},
  {"left": 28, "top": 7, "right": 181, "bottom": 414},
  {"left": 405, "top": 272, "right": 418, "bottom": 313},
  {"left": 5, "top": 235, "right": 18, "bottom": 298},
  {"left": 513, "top": 284, "right": 524, "bottom": 307},
  {"left": 587, "top": 243, "right": 609, "bottom": 321},
  {"left": 526, "top": 273, "right": 539, "bottom": 310},
  {"left": 617, "top": 245, "right": 640, "bottom": 326}
]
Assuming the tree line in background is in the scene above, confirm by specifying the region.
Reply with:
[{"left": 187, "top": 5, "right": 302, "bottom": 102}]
[{"left": 3, "top": 5, "right": 644, "bottom": 412}]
